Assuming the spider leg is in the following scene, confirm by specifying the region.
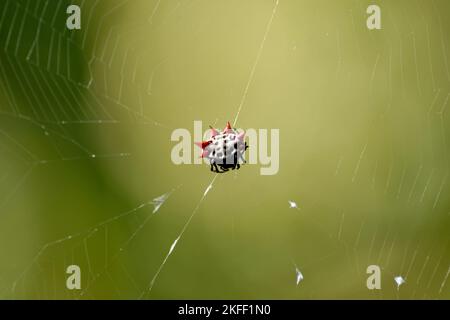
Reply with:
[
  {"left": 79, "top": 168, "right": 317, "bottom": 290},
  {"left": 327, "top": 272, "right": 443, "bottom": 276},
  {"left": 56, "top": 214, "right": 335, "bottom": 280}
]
[
  {"left": 210, "top": 161, "right": 219, "bottom": 173},
  {"left": 237, "top": 151, "right": 246, "bottom": 164}
]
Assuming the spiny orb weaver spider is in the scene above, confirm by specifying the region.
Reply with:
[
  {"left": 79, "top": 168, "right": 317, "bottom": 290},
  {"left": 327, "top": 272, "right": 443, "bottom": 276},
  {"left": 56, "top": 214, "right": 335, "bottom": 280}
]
[{"left": 195, "top": 122, "right": 248, "bottom": 173}]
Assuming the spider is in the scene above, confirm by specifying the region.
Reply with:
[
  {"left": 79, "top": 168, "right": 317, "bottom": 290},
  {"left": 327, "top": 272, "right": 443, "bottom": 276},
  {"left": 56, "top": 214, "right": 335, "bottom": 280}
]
[{"left": 195, "top": 122, "right": 248, "bottom": 173}]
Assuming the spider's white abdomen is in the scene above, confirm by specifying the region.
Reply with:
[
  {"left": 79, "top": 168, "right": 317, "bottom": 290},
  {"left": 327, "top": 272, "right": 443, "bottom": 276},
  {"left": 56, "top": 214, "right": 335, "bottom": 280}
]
[
  {"left": 206, "top": 131, "right": 243, "bottom": 164},
  {"left": 195, "top": 122, "right": 247, "bottom": 172}
]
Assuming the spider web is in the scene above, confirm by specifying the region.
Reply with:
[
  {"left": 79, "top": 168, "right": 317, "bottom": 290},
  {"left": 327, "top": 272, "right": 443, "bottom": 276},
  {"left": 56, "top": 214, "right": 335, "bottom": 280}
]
[{"left": 0, "top": 0, "right": 449, "bottom": 300}]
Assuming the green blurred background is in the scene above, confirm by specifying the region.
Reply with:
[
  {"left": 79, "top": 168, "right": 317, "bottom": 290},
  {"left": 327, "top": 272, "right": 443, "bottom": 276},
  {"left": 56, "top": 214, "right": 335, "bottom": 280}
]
[{"left": 0, "top": 0, "right": 449, "bottom": 299}]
